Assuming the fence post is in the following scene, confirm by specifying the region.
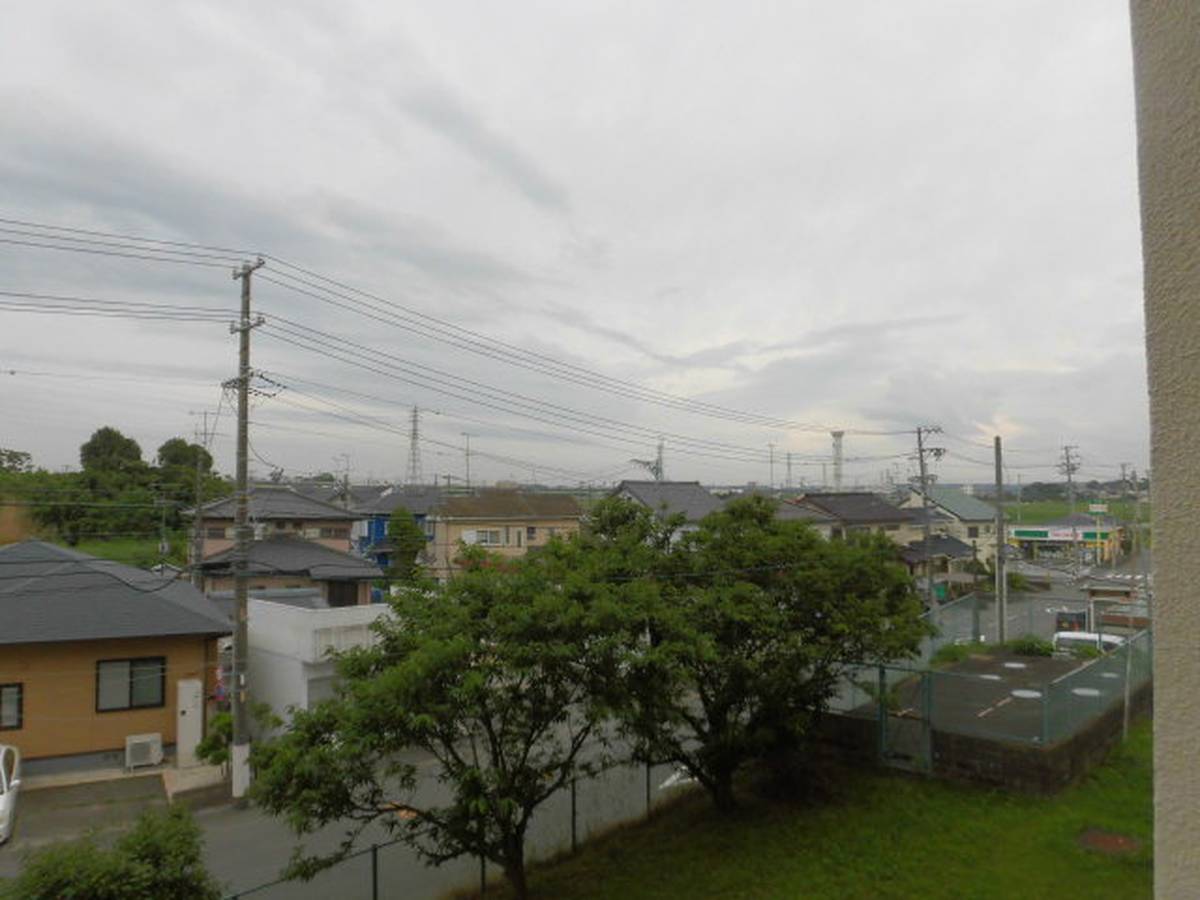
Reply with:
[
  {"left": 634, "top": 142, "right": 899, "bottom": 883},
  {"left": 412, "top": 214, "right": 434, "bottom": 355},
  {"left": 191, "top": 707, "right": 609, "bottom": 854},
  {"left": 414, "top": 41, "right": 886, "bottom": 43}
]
[
  {"left": 570, "top": 777, "right": 578, "bottom": 853},
  {"left": 645, "top": 762, "right": 652, "bottom": 815},
  {"left": 371, "top": 844, "right": 378, "bottom": 900},
  {"left": 877, "top": 665, "right": 887, "bottom": 760},
  {"left": 1041, "top": 681, "right": 1050, "bottom": 746},
  {"left": 1122, "top": 639, "right": 1133, "bottom": 741}
]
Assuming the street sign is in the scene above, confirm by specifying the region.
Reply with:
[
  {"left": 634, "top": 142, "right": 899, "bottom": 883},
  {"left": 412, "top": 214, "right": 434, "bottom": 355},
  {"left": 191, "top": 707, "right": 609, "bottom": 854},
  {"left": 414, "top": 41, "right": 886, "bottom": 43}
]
[{"left": 1088, "top": 503, "right": 1108, "bottom": 514}]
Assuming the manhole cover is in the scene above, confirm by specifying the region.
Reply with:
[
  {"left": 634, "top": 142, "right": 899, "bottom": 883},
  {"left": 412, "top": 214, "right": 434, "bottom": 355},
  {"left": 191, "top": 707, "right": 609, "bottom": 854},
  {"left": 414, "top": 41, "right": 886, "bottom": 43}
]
[
  {"left": 1072, "top": 687, "right": 1101, "bottom": 698},
  {"left": 1100, "top": 672, "right": 1120, "bottom": 680},
  {"left": 1012, "top": 689, "right": 1042, "bottom": 699},
  {"left": 979, "top": 674, "right": 1002, "bottom": 681},
  {"left": 1003, "top": 662, "right": 1027, "bottom": 669}
]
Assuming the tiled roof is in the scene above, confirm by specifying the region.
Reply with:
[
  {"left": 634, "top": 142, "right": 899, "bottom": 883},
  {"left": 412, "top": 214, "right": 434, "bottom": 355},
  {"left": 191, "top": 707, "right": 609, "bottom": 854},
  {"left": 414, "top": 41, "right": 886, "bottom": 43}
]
[
  {"left": 363, "top": 485, "right": 443, "bottom": 516},
  {"left": 916, "top": 486, "right": 996, "bottom": 522},
  {"left": 432, "top": 490, "right": 582, "bottom": 520},
  {"left": 729, "top": 491, "right": 837, "bottom": 524},
  {"left": 191, "top": 485, "right": 360, "bottom": 522},
  {"left": 0, "top": 541, "right": 230, "bottom": 645},
  {"left": 899, "top": 535, "right": 977, "bottom": 563},
  {"left": 199, "top": 535, "right": 383, "bottom": 580},
  {"left": 790, "top": 492, "right": 913, "bottom": 525},
  {"left": 614, "top": 481, "right": 723, "bottom": 523}
]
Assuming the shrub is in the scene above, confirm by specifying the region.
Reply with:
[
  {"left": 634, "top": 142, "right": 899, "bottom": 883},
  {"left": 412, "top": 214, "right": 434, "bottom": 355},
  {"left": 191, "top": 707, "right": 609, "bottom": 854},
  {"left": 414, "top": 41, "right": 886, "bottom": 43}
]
[
  {"left": 3, "top": 806, "right": 221, "bottom": 900},
  {"left": 931, "top": 642, "right": 976, "bottom": 667},
  {"left": 1006, "top": 635, "right": 1053, "bottom": 657}
]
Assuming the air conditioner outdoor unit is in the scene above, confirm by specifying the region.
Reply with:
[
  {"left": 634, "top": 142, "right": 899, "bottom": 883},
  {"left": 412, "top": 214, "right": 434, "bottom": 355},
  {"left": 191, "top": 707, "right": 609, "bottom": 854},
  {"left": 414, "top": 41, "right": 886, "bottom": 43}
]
[{"left": 125, "top": 733, "right": 164, "bottom": 771}]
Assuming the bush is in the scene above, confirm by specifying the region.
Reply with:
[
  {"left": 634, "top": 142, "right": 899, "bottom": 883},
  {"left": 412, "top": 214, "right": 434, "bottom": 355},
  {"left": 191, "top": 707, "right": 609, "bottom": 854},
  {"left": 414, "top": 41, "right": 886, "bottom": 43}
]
[
  {"left": 931, "top": 642, "right": 976, "bottom": 667},
  {"left": 3, "top": 806, "right": 221, "bottom": 900},
  {"left": 1071, "top": 644, "right": 1102, "bottom": 661},
  {"left": 1006, "top": 635, "right": 1053, "bottom": 657}
]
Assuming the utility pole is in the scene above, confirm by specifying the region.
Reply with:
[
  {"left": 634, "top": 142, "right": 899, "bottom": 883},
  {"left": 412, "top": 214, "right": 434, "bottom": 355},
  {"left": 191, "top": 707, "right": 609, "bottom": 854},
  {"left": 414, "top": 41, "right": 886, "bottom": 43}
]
[
  {"left": 915, "top": 425, "right": 945, "bottom": 607},
  {"left": 831, "top": 431, "right": 845, "bottom": 491},
  {"left": 994, "top": 436, "right": 1007, "bottom": 643},
  {"left": 462, "top": 433, "right": 472, "bottom": 489},
  {"left": 334, "top": 453, "right": 351, "bottom": 507},
  {"left": 191, "top": 411, "right": 209, "bottom": 589},
  {"left": 230, "top": 256, "right": 264, "bottom": 800},
  {"left": 768, "top": 443, "right": 776, "bottom": 491},
  {"left": 786, "top": 452, "right": 793, "bottom": 491},
  {"left": 1060, "top": 445, "right": 1081, "bottom": 577}
]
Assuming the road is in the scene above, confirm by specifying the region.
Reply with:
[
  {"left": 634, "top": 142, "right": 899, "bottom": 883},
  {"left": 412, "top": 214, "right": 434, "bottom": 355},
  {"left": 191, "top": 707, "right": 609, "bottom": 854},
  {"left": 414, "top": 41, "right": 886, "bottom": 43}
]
[{"left": 1, "top": 746, "right": 683, "bottom": 899}]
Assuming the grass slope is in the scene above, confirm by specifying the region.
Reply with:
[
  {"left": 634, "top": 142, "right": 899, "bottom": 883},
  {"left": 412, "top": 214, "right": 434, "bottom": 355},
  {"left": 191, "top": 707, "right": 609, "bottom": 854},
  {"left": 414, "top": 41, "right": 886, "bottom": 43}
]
[{"left": 485, "top": 722, "right": 1152, "bottom": 900}]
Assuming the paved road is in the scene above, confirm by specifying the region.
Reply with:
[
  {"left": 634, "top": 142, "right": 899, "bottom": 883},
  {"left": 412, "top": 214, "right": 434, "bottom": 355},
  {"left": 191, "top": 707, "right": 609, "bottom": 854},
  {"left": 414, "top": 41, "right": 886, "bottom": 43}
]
[{"left": 1, "top": 747, "right": 682, "bottom": 900}]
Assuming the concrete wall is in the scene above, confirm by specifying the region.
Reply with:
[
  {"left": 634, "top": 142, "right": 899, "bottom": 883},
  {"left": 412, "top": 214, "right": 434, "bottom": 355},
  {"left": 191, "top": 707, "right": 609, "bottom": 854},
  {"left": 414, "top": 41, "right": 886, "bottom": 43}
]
[
  {"left": 0, "top": 635, "right": 215, "bottom": 759},
  {"left": 1129, "top": 3, "right": 1200, "bottom": 895},
  {"left": 205, "top": 574, "right": 371, "bottom": 606}
]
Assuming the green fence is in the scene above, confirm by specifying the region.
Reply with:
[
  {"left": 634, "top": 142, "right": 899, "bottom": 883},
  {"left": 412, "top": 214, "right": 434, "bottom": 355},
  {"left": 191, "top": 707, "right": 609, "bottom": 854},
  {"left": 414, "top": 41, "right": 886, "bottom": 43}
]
[{"left": 1042, "top": 629, "right": 1153, "bottom": 745}]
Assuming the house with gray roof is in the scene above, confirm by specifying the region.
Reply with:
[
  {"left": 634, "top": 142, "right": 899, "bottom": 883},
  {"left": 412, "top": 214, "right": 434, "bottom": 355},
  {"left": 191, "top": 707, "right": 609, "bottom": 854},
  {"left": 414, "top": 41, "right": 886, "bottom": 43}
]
[
  {"left": 613, "top": 481, "right": 724, "bottom": 525},
  {"left": 188, "top": 484, "right": 362, "bottom": 560},
  {"left": 788, "top": 492, "right": 923, "bottom": 545},
  {"left": 0, "top": 541, "right": 228, "bottom": 765},
  {"left": 197, "top": 534, "right": 383, "bottom": 607},
  {"left": 901, "top": 485, "right": 999, "bottom": 562}
]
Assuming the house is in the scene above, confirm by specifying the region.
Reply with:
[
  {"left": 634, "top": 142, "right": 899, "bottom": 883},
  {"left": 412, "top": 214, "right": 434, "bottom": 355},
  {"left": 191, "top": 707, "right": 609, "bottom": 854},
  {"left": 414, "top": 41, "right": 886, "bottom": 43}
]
[
  {"left": 207, "top": 588, "right": 391, "bottom": 720},
  {"left": 425, "top": 490, "right": 583, "bottom": 579},
  {"left": 188, "top": 484, "right": 361, "bottom": 559},
  {"left": 726, "top": 489, "right": 837, "bottom": 538},
  {"left": 612, "top": 480, "right": 724, "bottom": 532},
  {"left": 787, "top": 492, "right": 922, "bottom": 543},
  {"left": 197, "top": 534, "right": 383, "bottom": 607},
  {"left": 901, "top": 485, "right": 999, "bottom": 560},
  {"left": 0, "top": 541, "right": 229, "bottom": 767},
  {"left": 351, "top": 485, "right": 443, "bottom": 568},
  {"left": 898, "top": 534, "right": 981, "bottom": 602}
]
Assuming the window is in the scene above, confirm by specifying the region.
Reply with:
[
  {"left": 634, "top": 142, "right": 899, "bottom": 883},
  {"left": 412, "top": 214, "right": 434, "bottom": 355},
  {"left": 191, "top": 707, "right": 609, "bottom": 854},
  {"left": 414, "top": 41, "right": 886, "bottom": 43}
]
[
  {"left": 206, "top": 526, "right": 226, "bottom": 539},
  {"left": 967, "top": 526, "right": 980, "bottom": 538},
  {"left": 477, "top": 530, "right": 502, "bottom": 546},
  {"left": 526, "top": 526, "right": 537, "bottom": 541},
  {"left": 96, "top": 658, "right": 165, "bottom": 712},
  {"left": 0, "top": 684, "right": 21, "bottom": 730},
  {"left": 327, "top": 581, "right": 358, "bottom": 608},
  {"left": 319, "top": 527, "right": 350, "bottom": 539},
  {"left": 884, "top": 524, "right": 900, "bottom": 531}
]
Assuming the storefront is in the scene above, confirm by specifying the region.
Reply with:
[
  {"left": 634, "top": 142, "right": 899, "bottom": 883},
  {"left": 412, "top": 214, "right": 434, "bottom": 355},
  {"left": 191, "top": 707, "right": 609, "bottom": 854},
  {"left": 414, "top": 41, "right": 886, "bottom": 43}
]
[{"left": 1010, "top": 514, "right": 1123, "bottom": 564}]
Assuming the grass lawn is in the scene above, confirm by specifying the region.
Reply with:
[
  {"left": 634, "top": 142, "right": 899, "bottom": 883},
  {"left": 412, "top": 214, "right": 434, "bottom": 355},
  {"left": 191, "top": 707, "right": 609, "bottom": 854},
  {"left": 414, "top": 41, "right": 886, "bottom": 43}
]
[
  {"left": 1011, "top": 500, "right": 1146, "bottom": 525},
  {"left": 479, "top": 722, "right": 1152, "bottom": 900},
  {"left": 71, "top": 535, "right": 184, "bottom": 568}
]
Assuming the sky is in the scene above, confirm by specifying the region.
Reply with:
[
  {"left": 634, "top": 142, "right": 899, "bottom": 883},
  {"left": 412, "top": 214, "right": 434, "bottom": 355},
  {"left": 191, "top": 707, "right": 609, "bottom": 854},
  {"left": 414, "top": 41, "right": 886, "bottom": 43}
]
[{"left": 0, "top": 1, "right": 1148, "bottom": 490}]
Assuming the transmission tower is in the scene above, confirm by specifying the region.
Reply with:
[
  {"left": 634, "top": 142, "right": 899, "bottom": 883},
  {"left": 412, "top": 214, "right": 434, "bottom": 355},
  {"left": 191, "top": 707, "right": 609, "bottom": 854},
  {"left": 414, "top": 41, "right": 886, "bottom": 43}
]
[
  {"left": 914, "top": 425, "right": 946, "bottom": 607},
  {"left": 1059, "top": 444, "right": 1081, "bottom": 575},
  {"left": 405, "top": 406, "right": 423, "bottom": 486},
  {"left": 631, "top": 439, "right": 665, "bottom": 482}
]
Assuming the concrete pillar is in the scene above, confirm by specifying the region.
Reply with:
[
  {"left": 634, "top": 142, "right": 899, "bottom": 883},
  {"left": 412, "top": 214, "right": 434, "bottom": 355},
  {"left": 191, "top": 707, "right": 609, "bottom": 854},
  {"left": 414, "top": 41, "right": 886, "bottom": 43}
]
[{"left": 1129, "top": 2, "right": 1200, "bottom": 894}]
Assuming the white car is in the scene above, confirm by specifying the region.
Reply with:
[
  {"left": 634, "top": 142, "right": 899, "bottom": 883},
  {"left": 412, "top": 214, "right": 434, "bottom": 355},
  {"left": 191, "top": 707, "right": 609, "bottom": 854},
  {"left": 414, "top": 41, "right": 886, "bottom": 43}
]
[
  {"left": 0, "top": 744, "right": 20, "bottom": 844},
  {"left": 1053, "top": 631, "right": 1125, "bottom": 655}
]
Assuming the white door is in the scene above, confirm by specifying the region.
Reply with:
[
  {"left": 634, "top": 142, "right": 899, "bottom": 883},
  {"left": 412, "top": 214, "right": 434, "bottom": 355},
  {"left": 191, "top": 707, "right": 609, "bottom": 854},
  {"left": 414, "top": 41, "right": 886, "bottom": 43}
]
[{"left": 176, "top": 678, "right": 204, "bottom": 768}]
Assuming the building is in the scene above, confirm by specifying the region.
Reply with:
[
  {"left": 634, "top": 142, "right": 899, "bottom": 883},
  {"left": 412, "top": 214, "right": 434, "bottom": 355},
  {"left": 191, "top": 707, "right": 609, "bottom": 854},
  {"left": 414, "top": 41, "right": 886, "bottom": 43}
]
[
  {"left": 351, "top": 484, "right": 443, "bottom": 568},
  {"left": 900, "top": 485, "right": 999, "bottom": 560},
  {"left": 189, "top": 484, "right": 361, "bottom": 559},
  {"left": 727, "top": 489, "right": 837, "bottom": 538},
  {"left": 425, "top": 490, "right": 583, "bottom": 579},
  {"left": 787, "top": 492, "right": 922, "bottom": 544},
  {"left": 197, "top": 534, "right": 383, "bottom": 607},
  {"left": 898, "top": 534, "right": 980, "bottom": 602},
  {"left": 612, "top": 480, "right": 724, "bottom": 533},
  {"left": 0, "top": 541, "right": 229, "bottom": 767},
  {"left": 1009, "top": 513, "right": 1123, "bottom": 564},
  {"left": 207, "top": 589, "right": 391, "bottom": 723}
]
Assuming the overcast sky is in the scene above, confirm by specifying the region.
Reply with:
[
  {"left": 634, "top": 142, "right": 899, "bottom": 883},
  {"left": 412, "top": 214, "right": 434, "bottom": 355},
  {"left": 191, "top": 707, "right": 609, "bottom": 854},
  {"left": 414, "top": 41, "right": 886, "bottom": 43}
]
[{"left": 0, "top": 1, "right": 1147, "bottom": 490}]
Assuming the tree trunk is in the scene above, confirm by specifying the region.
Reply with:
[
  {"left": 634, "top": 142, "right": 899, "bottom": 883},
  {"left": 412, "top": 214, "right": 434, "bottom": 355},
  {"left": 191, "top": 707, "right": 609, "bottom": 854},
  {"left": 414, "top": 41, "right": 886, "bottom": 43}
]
[
  {"left": 502, "top": 834, "right": 529, "bottom": 900},
  {"left": 712, "top": 769, "right": 737, "bottom": 812}
]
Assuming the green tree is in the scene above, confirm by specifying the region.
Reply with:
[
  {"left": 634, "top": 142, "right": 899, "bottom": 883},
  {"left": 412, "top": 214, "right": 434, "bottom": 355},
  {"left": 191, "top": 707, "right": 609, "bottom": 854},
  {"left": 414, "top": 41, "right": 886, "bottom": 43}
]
[
  {"left": 80, "top": 426, "right": 144, "bottom": 472},
  {"left": 616, "top": 495, "right": 930, "bottom": 811},
  {"left": 0, "top": 448, "right": 32, "bottom": 473},
  {"left": 2, "top": 806, "right": 221, "bottom": 900},
  {"left": 156, "top": 438, "right": 213, "bottom": 474},
  {"left": 384, "top": 506, "right": 428, "bottom": 583},
  {"left": 250, "top": 553, "right": 627, "bottom": 899}
]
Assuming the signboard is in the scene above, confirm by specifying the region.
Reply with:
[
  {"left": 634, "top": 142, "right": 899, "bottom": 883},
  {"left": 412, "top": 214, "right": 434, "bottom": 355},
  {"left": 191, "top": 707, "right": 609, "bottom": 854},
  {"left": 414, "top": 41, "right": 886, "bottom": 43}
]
[{"left": 1088, "top": 503, "right": 1108, "bottom": 514}]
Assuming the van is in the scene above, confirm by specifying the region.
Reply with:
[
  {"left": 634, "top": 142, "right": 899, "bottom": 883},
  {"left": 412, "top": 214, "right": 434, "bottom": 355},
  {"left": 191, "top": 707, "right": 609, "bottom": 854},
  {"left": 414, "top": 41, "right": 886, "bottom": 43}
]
[{"left": 1052, "top": 631, "right": 1125, "bottom": 655}]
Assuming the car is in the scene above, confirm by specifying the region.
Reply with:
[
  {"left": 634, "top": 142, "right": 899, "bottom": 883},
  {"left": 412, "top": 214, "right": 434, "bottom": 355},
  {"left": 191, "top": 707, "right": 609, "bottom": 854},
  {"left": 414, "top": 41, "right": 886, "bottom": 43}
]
[
  {"left": 0, "top": 744, "right": 20, "bottom": 844},
  {"left": 1052, "top": 631, "right": 1125, "bottom": 655}
]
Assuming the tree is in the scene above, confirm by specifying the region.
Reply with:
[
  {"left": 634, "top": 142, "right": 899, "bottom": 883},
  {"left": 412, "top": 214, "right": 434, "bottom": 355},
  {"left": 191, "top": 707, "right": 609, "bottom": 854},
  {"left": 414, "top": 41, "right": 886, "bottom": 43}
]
[
  {"left": 384, "top": 506, "right": 428, "bottom": 583},
  {"left": 156, "top": 438, "right": 212, "bottom": 474},
  {"left": 615, "top": 495, "right": 930, "bottom": 811},
  {"left": 2, "top": 806, "right": 221, "bottom": 900},
  {"left": 80, "top": 427, "right": 143, "bottom": 472},
  {"left": 250, "top": 553, "right": 627, "bottom": 899},
  {"left": 0, "top": 448, "right": 32, "bottom": 473}
]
